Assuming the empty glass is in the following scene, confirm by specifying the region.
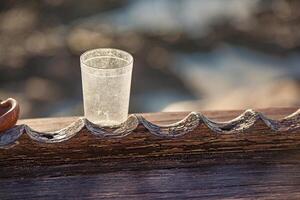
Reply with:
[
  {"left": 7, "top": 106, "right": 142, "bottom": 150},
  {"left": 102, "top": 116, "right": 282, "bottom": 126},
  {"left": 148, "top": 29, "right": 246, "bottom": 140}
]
[{"left": 80, "top": 48, "right": 133, "bottom": 126}]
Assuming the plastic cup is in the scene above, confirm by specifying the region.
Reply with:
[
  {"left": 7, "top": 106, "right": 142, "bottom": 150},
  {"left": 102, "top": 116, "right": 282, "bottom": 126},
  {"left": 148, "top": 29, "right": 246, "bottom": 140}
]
[{"left": 80, "top": 48, "right": 133, "bottom": 126}]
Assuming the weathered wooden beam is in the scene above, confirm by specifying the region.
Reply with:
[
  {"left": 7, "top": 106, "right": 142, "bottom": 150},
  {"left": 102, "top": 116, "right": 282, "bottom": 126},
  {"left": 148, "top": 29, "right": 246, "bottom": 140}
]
[{"left": 0, "top": 107, "right": 299, "bottom": 178}]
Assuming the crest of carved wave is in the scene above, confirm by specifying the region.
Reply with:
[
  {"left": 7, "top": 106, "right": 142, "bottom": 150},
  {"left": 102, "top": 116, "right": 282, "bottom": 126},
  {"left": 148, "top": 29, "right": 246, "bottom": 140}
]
[{"left": 0, "top": 109, "right": 299, "bottom": 148}]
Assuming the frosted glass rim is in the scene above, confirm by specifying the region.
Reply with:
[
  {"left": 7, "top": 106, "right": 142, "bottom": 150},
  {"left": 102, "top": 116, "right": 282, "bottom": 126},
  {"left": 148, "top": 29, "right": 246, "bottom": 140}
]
[{"left": 80, "top": 48, "right": 133, "bottom": 71}]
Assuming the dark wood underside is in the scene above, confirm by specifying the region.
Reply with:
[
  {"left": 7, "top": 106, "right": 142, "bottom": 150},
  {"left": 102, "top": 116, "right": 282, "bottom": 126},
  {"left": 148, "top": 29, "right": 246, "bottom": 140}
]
[{"left": 1, "top": 108, "right": 300, "bottom": 199}]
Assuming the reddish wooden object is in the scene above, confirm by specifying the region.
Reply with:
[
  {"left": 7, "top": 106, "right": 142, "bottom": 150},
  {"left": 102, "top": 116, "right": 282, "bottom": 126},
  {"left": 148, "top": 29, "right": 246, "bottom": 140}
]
[{"left": 0, "top": 98, "right": 20, "bottom": 132}]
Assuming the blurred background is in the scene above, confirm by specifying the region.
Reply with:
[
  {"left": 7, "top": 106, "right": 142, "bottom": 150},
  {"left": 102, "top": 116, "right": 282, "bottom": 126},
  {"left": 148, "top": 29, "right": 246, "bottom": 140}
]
[{"left": 0, "top": 0, "right": 299, "bottom": 118}]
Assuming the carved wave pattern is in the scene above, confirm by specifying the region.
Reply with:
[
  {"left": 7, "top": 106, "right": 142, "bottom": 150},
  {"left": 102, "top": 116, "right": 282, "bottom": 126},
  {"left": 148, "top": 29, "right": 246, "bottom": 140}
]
[{"left": 0, "top": 109, "right": 299, "bottom": 148}]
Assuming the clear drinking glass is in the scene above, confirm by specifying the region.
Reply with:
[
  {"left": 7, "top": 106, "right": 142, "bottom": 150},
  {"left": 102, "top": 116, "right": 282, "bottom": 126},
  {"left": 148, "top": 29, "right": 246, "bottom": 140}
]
[{"left": 80, "top": 48, "right": 133, "bottom": 126}]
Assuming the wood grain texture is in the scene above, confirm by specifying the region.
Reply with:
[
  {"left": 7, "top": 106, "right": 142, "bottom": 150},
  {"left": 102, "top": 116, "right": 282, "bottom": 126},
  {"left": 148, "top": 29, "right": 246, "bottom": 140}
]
[
  {"left": 1, "top": 108, "right": 300, "bottom": 199},
  {"left": 1, "top": 150, "right": 300, "bottom": 200}
]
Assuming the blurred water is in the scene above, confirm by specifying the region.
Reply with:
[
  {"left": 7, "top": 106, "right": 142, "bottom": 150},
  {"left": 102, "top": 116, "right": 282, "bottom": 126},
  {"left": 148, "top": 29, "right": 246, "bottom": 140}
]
[
  {"left": 86, "top": 0, "right": 257, "bottom": 36},
  {"left": 167, "top": 45, "right": 300, "bottom": 110}
]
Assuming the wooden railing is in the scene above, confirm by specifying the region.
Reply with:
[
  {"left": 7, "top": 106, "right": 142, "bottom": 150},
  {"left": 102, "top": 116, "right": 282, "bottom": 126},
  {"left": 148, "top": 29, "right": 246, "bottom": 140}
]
[{"left": 1, "top": 107, "right": 300, "bottom": 199}]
